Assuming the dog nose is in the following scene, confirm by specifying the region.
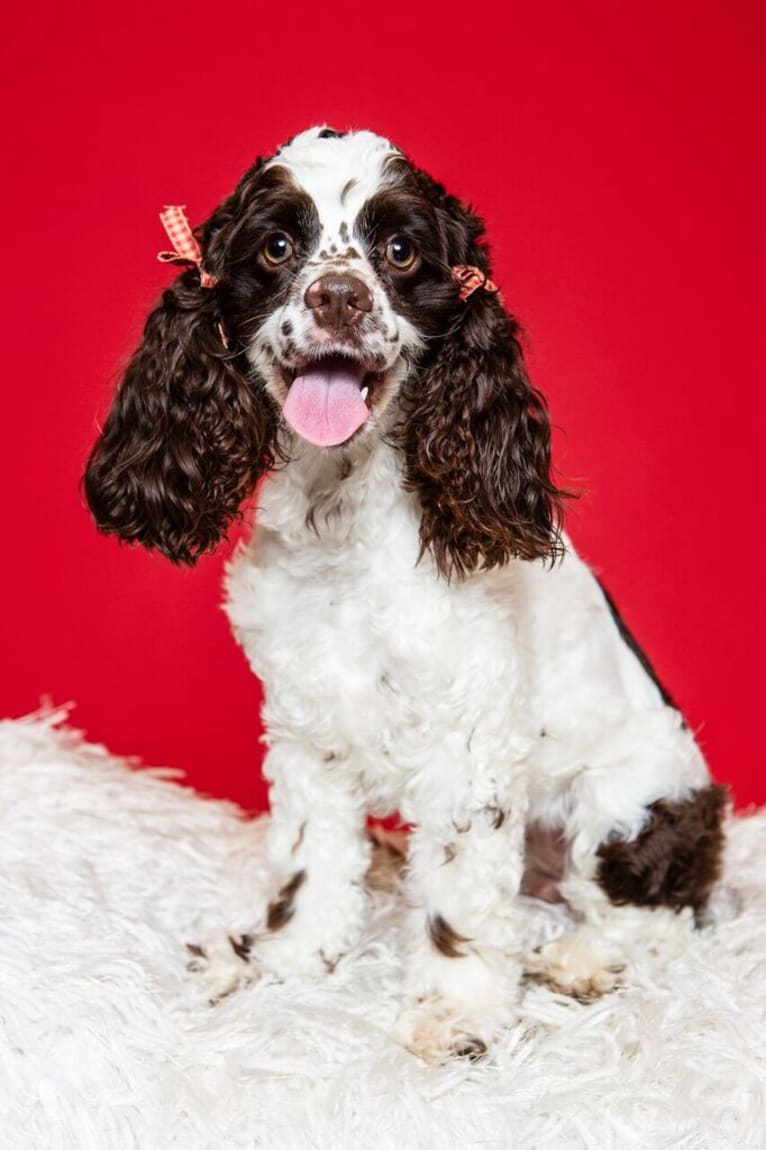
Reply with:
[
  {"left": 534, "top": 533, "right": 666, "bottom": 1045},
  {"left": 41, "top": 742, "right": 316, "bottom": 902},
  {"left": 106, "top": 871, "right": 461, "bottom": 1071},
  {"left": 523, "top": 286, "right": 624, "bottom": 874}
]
[{"left": 304, "top": 273, "right": 373, "bottom": 331}]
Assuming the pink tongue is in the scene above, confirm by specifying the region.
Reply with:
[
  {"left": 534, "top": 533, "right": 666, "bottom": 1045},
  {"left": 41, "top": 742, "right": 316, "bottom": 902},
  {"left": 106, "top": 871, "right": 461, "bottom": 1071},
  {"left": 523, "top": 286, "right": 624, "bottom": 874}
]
[{"left": 283, "top": 358, "right": 370, "bottom": 447}]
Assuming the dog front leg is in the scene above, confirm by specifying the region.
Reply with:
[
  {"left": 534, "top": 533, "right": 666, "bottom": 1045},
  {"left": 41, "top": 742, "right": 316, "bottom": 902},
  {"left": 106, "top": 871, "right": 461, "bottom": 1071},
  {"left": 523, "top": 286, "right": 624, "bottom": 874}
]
[
  {"left": 192, "top": 740, "right": 371, "bottom": 995},
  {"left": 396, "top": 777, "right": 528, "bottom": 1062},
  {"left": 250, "top": 740, "right": 372, "bottom": 975}
]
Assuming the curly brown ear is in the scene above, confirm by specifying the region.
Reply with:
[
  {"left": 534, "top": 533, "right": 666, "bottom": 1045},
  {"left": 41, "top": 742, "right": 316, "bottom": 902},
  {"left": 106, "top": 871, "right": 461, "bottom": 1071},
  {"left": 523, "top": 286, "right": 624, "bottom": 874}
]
[
  {"left": 84, "top": 273, "right": 278, "bottom": 565},
  {"left": 399, "top": 289, "right": 567, "bottom": 579}
]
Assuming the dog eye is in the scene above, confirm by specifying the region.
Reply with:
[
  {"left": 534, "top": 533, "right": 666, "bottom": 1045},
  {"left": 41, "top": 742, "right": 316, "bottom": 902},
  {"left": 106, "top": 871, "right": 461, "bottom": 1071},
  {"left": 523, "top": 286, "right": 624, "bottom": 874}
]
[
  {"left": 262, "top": 233, "right": 295, "bottom": 266},
  {"left": 384, "top": 236, "right": 417, "bottom": 270}
]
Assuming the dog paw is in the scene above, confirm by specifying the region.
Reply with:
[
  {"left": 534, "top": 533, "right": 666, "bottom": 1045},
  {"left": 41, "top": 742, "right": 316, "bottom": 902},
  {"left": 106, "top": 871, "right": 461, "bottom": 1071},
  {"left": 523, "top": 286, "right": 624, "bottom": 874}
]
[
  {"left": 185, "top": 934, "right": 258, "bottom": 1004},
  {"left": 185, "top": 927, "right": 350, "bottom": 999},
  {"left": 394, "top": 996, "right": 502, "bottom": 1064},
  {"left": 524, "top": 932, "right": 626, "bottom": 1003},
  {"left": 253, "top": 930, "right": 341, "bottom": 977}
]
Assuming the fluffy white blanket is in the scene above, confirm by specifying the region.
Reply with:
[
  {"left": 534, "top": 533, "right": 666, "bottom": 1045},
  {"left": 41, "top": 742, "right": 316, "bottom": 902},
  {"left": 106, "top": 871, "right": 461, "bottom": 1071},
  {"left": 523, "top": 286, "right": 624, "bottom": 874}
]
[{"left": 1, "top": 711, "right": 764, "bottom": 1150}]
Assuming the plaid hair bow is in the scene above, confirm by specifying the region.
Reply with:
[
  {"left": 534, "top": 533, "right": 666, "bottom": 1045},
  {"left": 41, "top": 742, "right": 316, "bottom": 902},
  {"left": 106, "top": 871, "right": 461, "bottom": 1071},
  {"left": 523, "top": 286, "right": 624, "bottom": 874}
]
[
  {"left": 452, "top": 264, "right": 500, "bottom": 302},
  {"left": 157, "top": 205, "right": 218, "bottom": 288}
]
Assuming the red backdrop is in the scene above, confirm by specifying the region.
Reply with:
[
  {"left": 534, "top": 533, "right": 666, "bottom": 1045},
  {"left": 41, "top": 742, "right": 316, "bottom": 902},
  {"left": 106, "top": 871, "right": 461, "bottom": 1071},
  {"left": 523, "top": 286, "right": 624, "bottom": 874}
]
[{"left": 3, "top": 0, "right": 764, "bottom": 809}]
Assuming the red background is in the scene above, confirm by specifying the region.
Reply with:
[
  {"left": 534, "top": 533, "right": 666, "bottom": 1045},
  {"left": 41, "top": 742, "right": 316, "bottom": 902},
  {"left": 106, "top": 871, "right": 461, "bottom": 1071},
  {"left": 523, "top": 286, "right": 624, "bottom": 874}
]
[{"left": 3, "top": 1, "right": 764, "bottom": 809}]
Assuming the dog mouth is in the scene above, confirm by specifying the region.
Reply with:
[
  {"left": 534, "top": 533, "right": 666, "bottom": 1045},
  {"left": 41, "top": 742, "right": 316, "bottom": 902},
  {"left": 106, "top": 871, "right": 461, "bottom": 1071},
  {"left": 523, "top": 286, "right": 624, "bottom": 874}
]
[{"left": 280, "top": 353, "right": 384, "bottom": 448}]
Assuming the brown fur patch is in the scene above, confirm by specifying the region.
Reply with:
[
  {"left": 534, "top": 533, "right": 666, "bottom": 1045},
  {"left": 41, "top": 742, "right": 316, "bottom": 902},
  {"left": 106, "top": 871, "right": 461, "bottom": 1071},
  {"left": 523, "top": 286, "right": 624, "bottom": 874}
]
[
  {"left": 596, "top": 784, "right": 728, "bottom": 913},
  {"left": 228, "top": 933, "right": 253, "bottom": 961},
  {"left": 365, "top": 826, "right": 407, "bottom": 891},
  {"left": 266, "top": 870, "right": 306, "bottom": 931},
  {"left": 428, "top": 913, "right": 470, "bottom": 958},
  {"left": 521, "top": 823, "right": 568, "bottom": 903},
  {"left": 454, "top": 1037, "right": 488, "bottom": 1062}
]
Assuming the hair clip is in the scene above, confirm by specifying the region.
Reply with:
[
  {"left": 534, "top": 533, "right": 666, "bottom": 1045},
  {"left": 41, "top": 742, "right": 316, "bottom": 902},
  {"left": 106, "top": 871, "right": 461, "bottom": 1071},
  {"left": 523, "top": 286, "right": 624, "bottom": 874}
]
[
  {"left": 452, "top": 264, "right": 500, "bottom": 302},
  {"left": 157, "top": 205, "right": 218, "bottom": 289}
]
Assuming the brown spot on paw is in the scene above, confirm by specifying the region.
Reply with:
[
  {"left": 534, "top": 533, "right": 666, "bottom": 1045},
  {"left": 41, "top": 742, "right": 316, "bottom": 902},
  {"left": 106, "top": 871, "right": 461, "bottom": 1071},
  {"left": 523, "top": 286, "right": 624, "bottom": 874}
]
[
  {"left": 185, "top": 942, "right": 207, "bottom": 971},
  {"left": 228, "top": 933, "right": 253, "bottom": 961},
  {"left": 428, "top": 913, "right": 470, "bottom": 958},
  {"left": 266, "top": 870, "right": 306, "bottom": 931},
  {"left": 453, "top": 1036, "right": 488, "bottom": 1062}
]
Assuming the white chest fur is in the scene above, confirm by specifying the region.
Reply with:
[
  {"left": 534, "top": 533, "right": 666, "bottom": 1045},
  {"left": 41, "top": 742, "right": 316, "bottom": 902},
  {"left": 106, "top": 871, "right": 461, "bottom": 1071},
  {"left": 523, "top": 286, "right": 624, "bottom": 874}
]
[{"left": 224, "top": 443, "right": 526, "bottom": 818}]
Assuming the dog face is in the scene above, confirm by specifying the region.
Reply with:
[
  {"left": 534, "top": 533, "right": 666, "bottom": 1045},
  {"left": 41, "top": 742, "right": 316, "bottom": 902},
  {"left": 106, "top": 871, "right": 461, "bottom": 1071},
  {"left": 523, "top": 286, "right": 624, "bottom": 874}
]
[
  {"left": 244, "top": 130, "right": 419, "bottom": 447},
  {"left": 84, "top": 127, "right": 566, "bottom": 574},
  {"left": 208, "top": 127, "right": 477, "bottom": 448}
]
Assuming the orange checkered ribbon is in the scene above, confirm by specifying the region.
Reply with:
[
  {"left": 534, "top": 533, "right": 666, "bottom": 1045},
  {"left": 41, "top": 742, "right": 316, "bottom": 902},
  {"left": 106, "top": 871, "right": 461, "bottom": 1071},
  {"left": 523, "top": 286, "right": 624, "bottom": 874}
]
[
  {"left": 452, "top": 264, "right": 499, "bottom": 302},
  {"left": 157, "top": 205, "right": 217, "bottom": 288}
]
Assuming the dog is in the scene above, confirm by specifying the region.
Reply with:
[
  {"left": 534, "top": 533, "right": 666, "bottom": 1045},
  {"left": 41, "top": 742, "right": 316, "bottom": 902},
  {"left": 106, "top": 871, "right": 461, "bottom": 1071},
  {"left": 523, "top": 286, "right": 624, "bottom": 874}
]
[{"left": 84, "top": 126, "right": 726, "bottom": 1063}]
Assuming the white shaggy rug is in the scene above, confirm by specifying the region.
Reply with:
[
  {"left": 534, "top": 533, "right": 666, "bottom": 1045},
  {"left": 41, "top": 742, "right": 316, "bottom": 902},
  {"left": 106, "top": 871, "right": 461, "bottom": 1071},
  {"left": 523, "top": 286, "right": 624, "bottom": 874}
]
[{"left": 2, "top": 711, "right": 765, "bottom": 1150}]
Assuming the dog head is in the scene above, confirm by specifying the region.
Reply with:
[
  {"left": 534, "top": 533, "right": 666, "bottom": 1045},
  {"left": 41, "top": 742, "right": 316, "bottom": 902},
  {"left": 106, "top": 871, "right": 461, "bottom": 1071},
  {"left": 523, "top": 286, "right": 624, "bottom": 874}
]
[{"left": 84, "top": 126, "right": 566, "bottom": 575}]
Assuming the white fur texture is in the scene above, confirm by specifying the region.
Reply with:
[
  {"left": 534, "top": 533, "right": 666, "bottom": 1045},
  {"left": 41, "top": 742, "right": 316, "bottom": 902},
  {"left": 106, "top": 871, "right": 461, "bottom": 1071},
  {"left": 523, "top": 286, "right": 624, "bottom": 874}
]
[{"left": 1, "top": 711, "right": 763, "bottom": 1150}]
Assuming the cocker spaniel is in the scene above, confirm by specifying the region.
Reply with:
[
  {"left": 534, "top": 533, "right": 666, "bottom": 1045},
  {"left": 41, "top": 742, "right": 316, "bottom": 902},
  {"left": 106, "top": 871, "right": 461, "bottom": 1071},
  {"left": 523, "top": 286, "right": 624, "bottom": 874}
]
[{"left": 84, "top": 126, "right": 726, "bottom": 1063}]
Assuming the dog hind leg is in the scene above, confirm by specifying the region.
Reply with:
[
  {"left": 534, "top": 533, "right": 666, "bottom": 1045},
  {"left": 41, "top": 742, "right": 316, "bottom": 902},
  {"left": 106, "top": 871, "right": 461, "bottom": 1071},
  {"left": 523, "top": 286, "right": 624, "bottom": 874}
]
[{"left": 526, "top": 784, "right": 727, "bottom": 1000}]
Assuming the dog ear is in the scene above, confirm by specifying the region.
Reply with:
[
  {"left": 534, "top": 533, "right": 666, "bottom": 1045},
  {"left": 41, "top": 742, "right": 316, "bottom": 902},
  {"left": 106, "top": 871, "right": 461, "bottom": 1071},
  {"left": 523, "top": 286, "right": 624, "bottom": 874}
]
[
  {"left": 397, "top": 180, "right": 568, "bottom": 579},
  {"left": 84, "top": 263, "right": 279, "bottom": 566}
]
